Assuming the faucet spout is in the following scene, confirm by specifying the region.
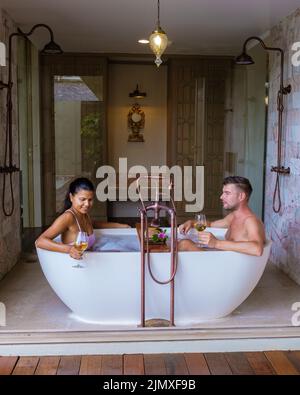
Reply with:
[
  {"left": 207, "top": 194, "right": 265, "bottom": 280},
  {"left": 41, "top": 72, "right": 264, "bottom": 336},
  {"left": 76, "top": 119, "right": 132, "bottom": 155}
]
[{"left": 150, "top": 201, "right": 161, "bottom": 227}]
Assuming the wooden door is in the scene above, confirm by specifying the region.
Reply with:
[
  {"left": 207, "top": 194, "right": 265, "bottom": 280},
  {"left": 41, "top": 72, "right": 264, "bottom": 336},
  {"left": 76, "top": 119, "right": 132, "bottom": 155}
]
[{"left": 168, "top": 58, "right": 231, "bottom": 222}]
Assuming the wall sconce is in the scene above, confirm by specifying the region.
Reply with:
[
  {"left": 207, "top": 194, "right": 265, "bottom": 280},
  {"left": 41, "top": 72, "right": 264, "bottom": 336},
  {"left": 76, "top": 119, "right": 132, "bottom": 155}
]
[
  {"left": 235, "top": 36, "right": 291, "bottom": 213},
  {"left": 128, "top": 85, "right": 146, "bottom": 142},
  {"left": 0, "top": 23, "right": 63, "bottom": 216},
  {"left": 129, "top": 84, "right": 147, "bottom": 99}
]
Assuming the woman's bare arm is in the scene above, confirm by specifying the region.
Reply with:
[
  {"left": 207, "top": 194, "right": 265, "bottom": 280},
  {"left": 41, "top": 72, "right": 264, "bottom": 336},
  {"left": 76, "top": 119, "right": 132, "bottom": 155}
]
[{"left": 35, "top": 213, "right": 73, "bottom": 253}]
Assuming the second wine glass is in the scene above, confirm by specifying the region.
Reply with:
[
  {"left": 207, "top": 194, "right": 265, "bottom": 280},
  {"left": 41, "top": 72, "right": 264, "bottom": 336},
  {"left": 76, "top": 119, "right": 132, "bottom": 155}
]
[
  {"left": 72, "top": 231, "right": 88, "bottom": 268},
  {"left": 194, "top": 213, "right": 207, "bottom": 247}
]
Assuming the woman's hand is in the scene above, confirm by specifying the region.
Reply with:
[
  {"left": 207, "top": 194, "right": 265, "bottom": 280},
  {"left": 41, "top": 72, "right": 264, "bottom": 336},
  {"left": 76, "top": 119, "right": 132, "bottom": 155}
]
[
  {"left": 69, "top": 246, "right": 83, "bottom": 260},
  {"left": 178, "top": 220, "right": 194, "bottom": 234}
]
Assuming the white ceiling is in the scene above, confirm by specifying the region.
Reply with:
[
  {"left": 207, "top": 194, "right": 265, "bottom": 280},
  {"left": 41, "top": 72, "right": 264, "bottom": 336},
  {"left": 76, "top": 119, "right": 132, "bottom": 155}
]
[{"left": 0, "top": 0, "right": 299, "bottom": 56}]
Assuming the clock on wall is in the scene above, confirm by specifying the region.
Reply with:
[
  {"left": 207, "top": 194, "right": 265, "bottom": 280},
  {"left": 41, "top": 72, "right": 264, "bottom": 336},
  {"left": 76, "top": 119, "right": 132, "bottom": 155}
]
[{"left": 127, "top": 103, "right": 145, "bottom": 142}]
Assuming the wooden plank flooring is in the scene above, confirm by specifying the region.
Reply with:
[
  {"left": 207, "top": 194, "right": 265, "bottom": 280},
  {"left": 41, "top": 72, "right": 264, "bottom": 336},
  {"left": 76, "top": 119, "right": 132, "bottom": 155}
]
[
  {"left": 35, "top": 356, "right": 60, "bottom": 375},
  {"left": 1, "top": 352, "right": 300, "bottom": 375}
]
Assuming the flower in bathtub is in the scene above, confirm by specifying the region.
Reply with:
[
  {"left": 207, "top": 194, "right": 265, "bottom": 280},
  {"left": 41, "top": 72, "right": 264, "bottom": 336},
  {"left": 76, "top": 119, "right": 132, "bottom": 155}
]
[{"left": 149, "top": 228, "right": 168, "bottom": 244}]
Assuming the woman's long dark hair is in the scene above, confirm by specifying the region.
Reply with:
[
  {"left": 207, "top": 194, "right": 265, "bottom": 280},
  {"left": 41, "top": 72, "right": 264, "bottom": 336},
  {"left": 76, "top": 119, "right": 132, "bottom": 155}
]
[{"left": 63, "top": 178, "right": 95, "bottom": 211}]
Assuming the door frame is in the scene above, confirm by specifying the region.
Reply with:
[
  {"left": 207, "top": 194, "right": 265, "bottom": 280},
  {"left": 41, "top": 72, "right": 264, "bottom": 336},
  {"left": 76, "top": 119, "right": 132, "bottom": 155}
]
[{"left": 40, "top": 53, "right": 108, "bottom": 225}]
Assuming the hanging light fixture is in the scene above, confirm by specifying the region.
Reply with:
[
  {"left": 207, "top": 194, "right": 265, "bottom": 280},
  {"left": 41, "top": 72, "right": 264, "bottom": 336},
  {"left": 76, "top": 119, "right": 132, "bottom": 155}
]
[
  {"left": 149, "top": 0, "right": 169, "bottom": 67},
  {"left": 129, "top": 84, "right": 147, "bottom": 99}
]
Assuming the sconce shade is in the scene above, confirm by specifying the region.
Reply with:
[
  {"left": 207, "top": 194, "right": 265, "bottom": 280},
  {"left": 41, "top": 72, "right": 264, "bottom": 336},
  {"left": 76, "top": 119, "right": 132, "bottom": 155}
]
[
  {"left": 41, "top": 40, "right": 63, "bottom": 54},
  {"left": 235, "top": 52, "right": 255, "bottom": 65},
  {"left": 129, "top": 84, "right": 146, "bottom": 99}
]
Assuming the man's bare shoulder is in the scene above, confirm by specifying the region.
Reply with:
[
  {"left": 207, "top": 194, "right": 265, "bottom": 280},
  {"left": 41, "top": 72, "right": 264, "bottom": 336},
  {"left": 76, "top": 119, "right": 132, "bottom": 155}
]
[
  {"left": 224, "top": 212, "right": 234, "bottom": 224},
  {"left": 244, "top": 215, "right": 266, "bottom": 240},
  {"left": 244, "top": 214, "right": 264, "bottom": 227},
  {"left": 210, "top": 212, "right": 233, "bottom": 228}
]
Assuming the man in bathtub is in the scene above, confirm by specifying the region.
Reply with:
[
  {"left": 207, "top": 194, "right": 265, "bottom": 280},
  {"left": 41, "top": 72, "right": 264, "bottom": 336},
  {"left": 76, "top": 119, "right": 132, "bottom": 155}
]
[{"left": 178, "top": 176, "right": 266, "bottom": 256}]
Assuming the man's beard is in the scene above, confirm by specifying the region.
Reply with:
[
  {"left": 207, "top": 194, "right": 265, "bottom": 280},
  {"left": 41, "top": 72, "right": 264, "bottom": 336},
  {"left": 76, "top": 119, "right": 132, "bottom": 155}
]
[{"left": 224, "top": 203, "right": 239, "bottom": 211}]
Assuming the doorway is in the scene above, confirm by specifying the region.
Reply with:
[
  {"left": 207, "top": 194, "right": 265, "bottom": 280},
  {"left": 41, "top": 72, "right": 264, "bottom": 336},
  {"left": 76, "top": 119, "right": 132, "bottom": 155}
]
[
  {"left": 18, "top": 37, "right": 43, "bottom": 251},
  {"left": 168, "top": 58, "right": 232, "bottom": 222},
  {"left": 40, "top": 54, "right": 108, "bottom": 225}
]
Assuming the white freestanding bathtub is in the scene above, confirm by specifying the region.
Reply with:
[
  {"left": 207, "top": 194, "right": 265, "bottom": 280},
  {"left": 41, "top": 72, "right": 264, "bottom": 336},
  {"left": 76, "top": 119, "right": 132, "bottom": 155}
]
[{"left": 36, "top": 228, "right": 271, "bottom": 326}]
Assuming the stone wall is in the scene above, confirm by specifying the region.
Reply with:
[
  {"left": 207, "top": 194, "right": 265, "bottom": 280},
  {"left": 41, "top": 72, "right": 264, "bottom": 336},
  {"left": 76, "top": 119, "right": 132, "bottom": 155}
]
[
  {"left": 264, "top": 8, "right": 300, "bottom": 284},
  {"left": 0, "top": 9, "right": 21, "bottom": 280}
]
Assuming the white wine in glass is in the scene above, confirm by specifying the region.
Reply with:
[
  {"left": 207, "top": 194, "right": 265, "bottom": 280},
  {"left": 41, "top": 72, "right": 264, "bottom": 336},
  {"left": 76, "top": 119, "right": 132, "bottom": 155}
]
[
  {"left": 72, "top": 231, "right": 88, "bottom": 268},
  {"left": 194, "top": 214, "right": 207, "bottom": 246}
]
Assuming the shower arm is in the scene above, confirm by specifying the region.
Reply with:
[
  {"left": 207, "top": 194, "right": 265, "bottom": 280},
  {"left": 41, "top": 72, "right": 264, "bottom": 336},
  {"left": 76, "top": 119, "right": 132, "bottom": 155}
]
[
  {"left": 0, "top": 24, "right": 57, "bottom": 171},
  {"left": 242, "top": 37, "right": 291, "bottom": 172},
  {"left": 0, "top": 24, "right": 62, "bottom": 216},
  {"left": 239, "top": 36, "right": 292, "bottom": 213},
  {"left": 0, "top": 31, "right": 21, "bottom": 173},
  {"left": 0, "top": 31, "right": 23, "bottom": 217}
]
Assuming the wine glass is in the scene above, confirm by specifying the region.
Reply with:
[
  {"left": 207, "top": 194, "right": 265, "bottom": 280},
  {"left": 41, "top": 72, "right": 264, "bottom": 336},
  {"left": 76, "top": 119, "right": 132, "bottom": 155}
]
[
  {"left": 72, "top": 231, "right": 88, "bottom": 268},
  {"left": 194, "top": 213, "right": 207, "bottom": 247}
]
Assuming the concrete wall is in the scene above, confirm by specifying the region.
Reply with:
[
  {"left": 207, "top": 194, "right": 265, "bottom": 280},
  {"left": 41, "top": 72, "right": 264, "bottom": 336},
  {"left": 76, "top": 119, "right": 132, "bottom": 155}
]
[
  {"left": 0, "top": 10, "right": 21, "bottom": 279},
  {"left": 108, "top": 64, "right": 167, "bottom": 170},
  {"left": 108, "top": 63, "right": 167, "bottom": 217},
  {"left": 55, "top": 101, "right": 82, "bottom": 176},
  {"left": 264, "top": 8, "right": 300, "bottom": 284}
]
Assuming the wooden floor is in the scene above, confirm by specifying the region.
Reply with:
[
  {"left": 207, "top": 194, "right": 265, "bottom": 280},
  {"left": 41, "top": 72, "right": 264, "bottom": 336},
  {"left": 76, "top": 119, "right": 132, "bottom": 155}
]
[{"left": 0, "top": 351, "right": 300, "bottom": 375}]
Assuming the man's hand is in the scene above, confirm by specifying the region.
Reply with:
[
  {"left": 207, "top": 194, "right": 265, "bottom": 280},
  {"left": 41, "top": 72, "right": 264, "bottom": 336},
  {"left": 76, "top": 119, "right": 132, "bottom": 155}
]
[
  {"left": 198, "top": 232, "right": 218, "bottom": 248},
  {"left": 69, "top": 246, "right": 83, "bottom": 260},
  {"left": 178, "top": 220, "right": 194, "bottom": 234}
]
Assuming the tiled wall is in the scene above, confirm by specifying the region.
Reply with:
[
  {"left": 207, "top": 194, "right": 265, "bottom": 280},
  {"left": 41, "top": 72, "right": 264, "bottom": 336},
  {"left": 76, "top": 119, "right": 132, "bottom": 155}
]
[
  {"left": 265, "top": 8, "right": 300, "bottom": 284},
  {"left": 0, "top": 9, "right": 21, "bottom": 280}
]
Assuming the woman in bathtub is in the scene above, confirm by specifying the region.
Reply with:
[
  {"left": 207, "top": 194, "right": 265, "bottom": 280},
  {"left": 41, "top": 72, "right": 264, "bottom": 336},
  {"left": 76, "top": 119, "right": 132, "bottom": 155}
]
[{"left": 35, "top": 177, "right": 130, "bottom": 259}]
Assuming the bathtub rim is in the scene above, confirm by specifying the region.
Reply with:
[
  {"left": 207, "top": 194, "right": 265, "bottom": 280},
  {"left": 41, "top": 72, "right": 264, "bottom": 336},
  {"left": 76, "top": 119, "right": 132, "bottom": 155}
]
[{"left": 39, "top": 226, "right": 271, "bottom": 256}]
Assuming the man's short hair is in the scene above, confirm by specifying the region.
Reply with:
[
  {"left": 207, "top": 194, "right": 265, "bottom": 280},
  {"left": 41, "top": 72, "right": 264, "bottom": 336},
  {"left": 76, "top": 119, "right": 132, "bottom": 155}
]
[{"left": 223, "top": 176, "right": 253, "bottom": 200}]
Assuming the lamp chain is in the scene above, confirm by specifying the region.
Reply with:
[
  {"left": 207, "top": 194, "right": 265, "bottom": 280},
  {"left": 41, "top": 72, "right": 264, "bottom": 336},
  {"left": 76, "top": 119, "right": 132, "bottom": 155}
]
[{"left": 157, "top": 0, "right": 160, "bottom": 27}]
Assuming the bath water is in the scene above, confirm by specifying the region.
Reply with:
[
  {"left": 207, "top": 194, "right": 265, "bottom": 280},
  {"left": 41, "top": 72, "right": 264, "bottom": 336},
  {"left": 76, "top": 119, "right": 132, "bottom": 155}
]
[{"left": 92, "top": 234, "right": 140, "bottom": 252}]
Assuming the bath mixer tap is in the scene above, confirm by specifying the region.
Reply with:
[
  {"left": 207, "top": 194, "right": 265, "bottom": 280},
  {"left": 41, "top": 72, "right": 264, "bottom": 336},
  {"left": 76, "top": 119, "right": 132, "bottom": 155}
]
[{"left": 136, "top": 175, "right": 178, "bottom": 327}]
